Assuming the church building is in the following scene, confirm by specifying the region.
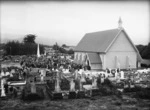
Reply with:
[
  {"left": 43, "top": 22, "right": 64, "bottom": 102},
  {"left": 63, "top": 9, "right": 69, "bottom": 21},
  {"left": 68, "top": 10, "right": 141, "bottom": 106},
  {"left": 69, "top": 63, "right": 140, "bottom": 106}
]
[{"left": 74, "top": 18, "right": 142, "bottom": 70}]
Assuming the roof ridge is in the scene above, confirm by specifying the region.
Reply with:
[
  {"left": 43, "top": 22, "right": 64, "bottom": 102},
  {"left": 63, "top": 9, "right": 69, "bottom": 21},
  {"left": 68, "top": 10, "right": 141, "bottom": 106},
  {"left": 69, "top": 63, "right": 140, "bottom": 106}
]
[
  {"left": 104, "top": 29, "right": 122, "bottom": 52},
  {"left": 86, "top": 28, "right": 119, "bottom": 34},
  {"left": 75, "top": 28, "right": 122, "bottom": 53}
]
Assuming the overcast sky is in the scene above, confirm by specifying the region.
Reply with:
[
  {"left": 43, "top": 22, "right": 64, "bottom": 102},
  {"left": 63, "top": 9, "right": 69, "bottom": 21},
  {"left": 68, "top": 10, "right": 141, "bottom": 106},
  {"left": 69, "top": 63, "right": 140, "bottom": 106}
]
[{"left": 0, "top": 1, "right": 149, "bottom": 46}]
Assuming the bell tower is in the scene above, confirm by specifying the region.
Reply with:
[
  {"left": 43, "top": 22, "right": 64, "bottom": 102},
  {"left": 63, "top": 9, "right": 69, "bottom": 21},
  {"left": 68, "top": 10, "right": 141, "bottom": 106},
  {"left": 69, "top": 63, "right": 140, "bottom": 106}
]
[{"left": 118, "top": 17, "right": 123, "bottom": 29}]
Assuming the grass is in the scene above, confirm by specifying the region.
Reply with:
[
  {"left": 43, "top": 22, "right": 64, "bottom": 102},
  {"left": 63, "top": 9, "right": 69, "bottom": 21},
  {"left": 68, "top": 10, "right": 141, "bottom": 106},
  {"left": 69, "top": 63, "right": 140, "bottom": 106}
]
[{"left": 1, "top": 94, "right": 150, "bottom": 110}]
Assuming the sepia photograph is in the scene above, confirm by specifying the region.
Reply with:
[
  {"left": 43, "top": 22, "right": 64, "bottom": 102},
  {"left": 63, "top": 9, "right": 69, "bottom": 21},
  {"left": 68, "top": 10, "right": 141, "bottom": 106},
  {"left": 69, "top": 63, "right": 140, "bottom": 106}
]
[{"left": 0, "top": 0, "right": 150, "bottom": 110}]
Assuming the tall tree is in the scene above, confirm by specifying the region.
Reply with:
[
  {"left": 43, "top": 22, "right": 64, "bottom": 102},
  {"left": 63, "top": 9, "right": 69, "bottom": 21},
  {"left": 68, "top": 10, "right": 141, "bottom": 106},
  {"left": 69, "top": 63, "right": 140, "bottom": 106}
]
[
  {"left": 136, "top": 43, "right": 150, "bottom": 59},
  {"left": 136, "top": 45, "right": 146, "bottom": 55},
  {"left": 5, "top": 40, "right": 21, "bottom": 55},
  {"left": 23, "top": 34, "right": 36, "bottom": 44},
  {"left": 53, "top": 42, "right": 59, "bottom": 50},
  {"left": 142, "top": 43, "right": 150, "bottom": 59},
  {"left": 67, "top": 49, "right": 74, "bottom": 54}
]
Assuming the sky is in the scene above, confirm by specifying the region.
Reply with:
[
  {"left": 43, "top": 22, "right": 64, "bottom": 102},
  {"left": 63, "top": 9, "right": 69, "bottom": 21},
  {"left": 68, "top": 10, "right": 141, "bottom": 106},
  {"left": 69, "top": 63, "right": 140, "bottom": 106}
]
[{"left": 0, "top": 0, "right": 150, "bottom": 46}]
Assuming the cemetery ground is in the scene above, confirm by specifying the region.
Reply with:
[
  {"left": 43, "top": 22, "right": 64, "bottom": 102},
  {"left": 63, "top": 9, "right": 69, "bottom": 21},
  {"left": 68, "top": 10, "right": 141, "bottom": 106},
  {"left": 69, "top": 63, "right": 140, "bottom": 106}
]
[
  {"left": 1, "top": 94, "right": 150, "bottom": 110},
  {"left": 1, "top": 61, "right": 150, "bottom": 110}
]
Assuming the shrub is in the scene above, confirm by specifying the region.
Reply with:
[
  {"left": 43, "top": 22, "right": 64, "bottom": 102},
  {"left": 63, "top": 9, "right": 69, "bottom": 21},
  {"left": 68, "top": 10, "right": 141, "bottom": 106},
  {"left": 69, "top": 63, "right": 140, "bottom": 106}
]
[
  {"left": 24, "top": 93, "right": 42, "bottom": 101},
  {"left": 123, "top": 86, "right": 142, "bottom": 93}
]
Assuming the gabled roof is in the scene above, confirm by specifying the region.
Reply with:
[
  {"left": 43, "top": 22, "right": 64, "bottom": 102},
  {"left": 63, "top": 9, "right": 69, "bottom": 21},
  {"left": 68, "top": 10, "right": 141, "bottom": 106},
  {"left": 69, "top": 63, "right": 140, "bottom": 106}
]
[
  {"left": 87, "top": 53, "right": 102, "bottom": 64},
  {"left": 75, "top": 28, "right": 121, "bottom": 53},
  {"left": 75, "top": 28, "right": 142, "bottom": 61}
]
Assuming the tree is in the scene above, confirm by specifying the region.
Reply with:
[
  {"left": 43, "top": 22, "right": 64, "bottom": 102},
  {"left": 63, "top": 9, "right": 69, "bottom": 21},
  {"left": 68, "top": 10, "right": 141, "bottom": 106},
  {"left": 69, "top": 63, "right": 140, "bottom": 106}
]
[
  {"left": 4, "top": 40, "right": 44, "bottom": 55},
  {"left": 5, "top": 40, "right": 21, "bottom": 55},
  {"left": 136, "top": 43, "right": 150, "bottom": 59},
  {"left": 142, "top": 43, "right": 150, "bottom": 59},
  {"left": 23, "top": 34, "right": 36, "bottom": 44},
  {"left": 67, "top": 49, "right": 74, "bottom": 54},
  {"left": 62, "top": 44, "right": 67, "bottom": 48},
  {"left": 53, "top": 42, "right": 59, "bottom": 50},
  {"left": 59, "top": 47, "right": 67, "bottom": 53},
  {"left": 136, "top": 45, "right": 146, "bottom": 55}
]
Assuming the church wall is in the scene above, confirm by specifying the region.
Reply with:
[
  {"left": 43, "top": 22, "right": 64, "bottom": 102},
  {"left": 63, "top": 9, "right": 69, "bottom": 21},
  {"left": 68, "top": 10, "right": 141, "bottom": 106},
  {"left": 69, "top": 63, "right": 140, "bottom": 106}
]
[
  {"left": 90, "top": 63, "right": 102, "bottom": 70},
  {"left": 74, "top": 52, "right": 86, "bottom": 64},
  {"left": 74, "top": 52, "right": 102, "bottom": 70},
  {"left": 105, "top": 31, "right": 137, "bottom": 69},
  {"left": 105, "top": 51, "right": 137, "bottom": 69}
]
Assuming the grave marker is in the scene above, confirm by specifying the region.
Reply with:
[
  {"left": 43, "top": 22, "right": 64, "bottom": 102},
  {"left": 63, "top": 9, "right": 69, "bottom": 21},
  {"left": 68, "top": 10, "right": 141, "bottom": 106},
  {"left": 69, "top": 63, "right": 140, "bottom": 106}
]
[{"left": 1, "top": 79, "right": 6, "bottom": 97}]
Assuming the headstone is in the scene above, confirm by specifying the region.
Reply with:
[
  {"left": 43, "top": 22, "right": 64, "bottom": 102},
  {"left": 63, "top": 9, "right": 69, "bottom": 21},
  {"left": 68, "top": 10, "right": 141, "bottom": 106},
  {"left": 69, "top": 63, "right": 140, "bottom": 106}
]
[
  {"left": 31, "top": 82, "right": 36, "bottom": 93},
  {"left": 40, "top": 70, "right": 46, "bottom": 82},
  {"left": 75, "top": 70, "right": 78, "bottom": 80},
  {"left": 55, "top": 72, "right": 61, "bottom": 92},
  {"left": 79, "top": 77, "right": 83, "bottom": 91},
  {"left": 115, "top": 71, "right": 118, "bottom": 79},
  {"left": 70, "top": 79, "right": 75, "bottom": 91},
  {"left": 1, "top": 79, "right": 6, "bottom": 97},
  {"left": 120, "top": 71, "right": 124, "bottom": 79},
  {"left": 92, "top": 77, "right": 98, "bottom": 89}
]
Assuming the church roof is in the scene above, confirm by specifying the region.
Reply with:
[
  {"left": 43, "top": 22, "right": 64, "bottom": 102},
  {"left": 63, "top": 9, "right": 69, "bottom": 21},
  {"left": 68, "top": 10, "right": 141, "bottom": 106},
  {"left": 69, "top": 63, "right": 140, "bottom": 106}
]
[
  {"left": 87, "top": 53, "right": 102, "bottom": 64},
  {"left": 75, "top": 28, "right": 142, "bottom": 61},
  {"left": 75, "top": 28, "right": 121, "bottom": 53}
]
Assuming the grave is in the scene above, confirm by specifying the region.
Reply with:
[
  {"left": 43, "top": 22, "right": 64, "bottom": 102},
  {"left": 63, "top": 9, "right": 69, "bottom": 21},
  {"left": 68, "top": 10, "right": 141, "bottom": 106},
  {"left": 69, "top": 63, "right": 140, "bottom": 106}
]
[
  {"left": 76, "top": 91, "right": 85, "bottom": 98},
  {"left": 91, "top": 76, "right": 99, "bottom": 96},
  {"left": 1, "top": 79, "right": 6, "bottom": 97},
  {"left": 68, "top": 78, "right": 76, "bottom": 99},
  {"left": 51, "top": 92, "right": 63, "bottom": 100},
  {"left": 68, "top": 91, "right": 76, "bottom": 99},
  {"left": 70, "top": 79, "right": 75, "bottom": 91},
  {"left": 51, "top": 72, "right": 63, "bottom": 100},
  {"left": 31, "top": 82, "right": 36, "bottom": 93},
  {"left": 91, "top": 89, "right": 100, "bottom": 96}
]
